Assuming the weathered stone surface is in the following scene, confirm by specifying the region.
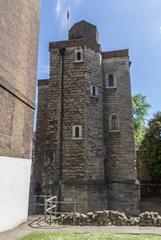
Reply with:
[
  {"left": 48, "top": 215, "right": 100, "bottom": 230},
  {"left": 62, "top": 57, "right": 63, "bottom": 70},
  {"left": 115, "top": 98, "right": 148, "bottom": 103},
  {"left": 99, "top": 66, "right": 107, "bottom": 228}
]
[
  {"left": 33, "top": 20, "right": 140, "bottom": 215},
  {"left": 31, "top": 80, "right": 49, "bottom": 190},
  {"left": 139, "top": 211, "right": 159, "bottom": 226},
  {"left": 51, "top": 211, "right": 161, "bottom": 227},
  {"left": 69, "top": 20, "right": 99, "bottom": 43},
  {"left": 103, "top": 52, "right": 140, "bottom": 215}
]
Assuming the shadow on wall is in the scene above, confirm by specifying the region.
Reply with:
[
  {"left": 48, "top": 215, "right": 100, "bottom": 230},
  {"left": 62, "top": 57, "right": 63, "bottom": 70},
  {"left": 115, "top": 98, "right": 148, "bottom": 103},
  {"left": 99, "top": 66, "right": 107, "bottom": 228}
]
[{"left": 137, "top": 156, "right": 161, "bottom": 214}]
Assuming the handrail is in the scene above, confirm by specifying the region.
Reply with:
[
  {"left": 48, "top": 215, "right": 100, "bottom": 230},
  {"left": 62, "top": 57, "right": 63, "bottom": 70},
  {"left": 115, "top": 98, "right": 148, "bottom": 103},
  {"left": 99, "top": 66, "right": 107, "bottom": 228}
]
[
  {"left": 54, "top": 201, "right": 77, "bottom": 204},
  {"left": 31, "top": 194, "right": 77, "bottom": 225},
  {"left": 46, "top": 205, "right": 57, "bottom": 212},
  {"left": 44, "top": 196, "right": 77, "bottom": 225},
  {"left": 46, "top": 196, "right": 57, "bottom": 202}
]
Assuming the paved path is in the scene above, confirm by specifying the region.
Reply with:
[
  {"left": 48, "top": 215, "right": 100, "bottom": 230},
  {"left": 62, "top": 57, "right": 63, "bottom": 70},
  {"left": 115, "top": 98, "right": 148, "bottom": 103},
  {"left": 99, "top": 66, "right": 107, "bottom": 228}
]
[{"left": 1, "top": 216, "right": 161, "bottom": 240}]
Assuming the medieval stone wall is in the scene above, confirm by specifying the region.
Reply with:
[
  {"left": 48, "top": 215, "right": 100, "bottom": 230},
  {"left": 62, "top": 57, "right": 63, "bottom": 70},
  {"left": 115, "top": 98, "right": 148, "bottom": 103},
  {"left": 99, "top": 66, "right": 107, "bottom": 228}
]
[
  {"left": 103, "top": 51, "right": 140, "bottom": 215},
  {"left": 84, "top": 48, "right": 107, "bottom": 210},
  {"left": 33, "top": 21, "right": 140, "bottom": 216},
  {"left": 41, "top": 39, "right": 107, "bottom": 212},
  {"left": 43, "top": 45, "right": 88, "bottom": 211},
  {"left": 31, "top": 80, "right": 49, "bottom": 190}
]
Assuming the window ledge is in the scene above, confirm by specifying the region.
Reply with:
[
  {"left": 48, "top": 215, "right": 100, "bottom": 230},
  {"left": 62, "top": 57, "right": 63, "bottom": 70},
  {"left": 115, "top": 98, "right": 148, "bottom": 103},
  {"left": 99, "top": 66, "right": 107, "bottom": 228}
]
[
  {"left": 90, "top": 95, "right": 99, "bottom": 98},
  {"left": 74, "top": 60, "right": 84, "bottom": 63},
  {"left": 71, "top": 137, "right": 83, "bottom": 140},
  {"left": 109, "top": 130, "right": 120, "bottom": 133},
  {"left": 106, "top": 86, "right": 117, "bottom": 89}
]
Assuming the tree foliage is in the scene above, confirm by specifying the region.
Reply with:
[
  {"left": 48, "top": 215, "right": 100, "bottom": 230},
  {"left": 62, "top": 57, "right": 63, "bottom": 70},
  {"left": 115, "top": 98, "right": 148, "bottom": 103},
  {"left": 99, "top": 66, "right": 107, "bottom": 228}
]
[
  {"left": 138, "top": 112, "right": 161, "bottom": 181},
  {"left": 132, "top": 94, "right": 151, "bottom": 149}
]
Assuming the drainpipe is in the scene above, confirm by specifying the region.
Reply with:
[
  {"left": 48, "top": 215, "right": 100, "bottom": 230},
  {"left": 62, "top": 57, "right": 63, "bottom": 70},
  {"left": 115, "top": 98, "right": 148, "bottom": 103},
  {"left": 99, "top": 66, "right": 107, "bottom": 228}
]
[{"left": 58, "top": 48, "right": 66, "bottom": 213}]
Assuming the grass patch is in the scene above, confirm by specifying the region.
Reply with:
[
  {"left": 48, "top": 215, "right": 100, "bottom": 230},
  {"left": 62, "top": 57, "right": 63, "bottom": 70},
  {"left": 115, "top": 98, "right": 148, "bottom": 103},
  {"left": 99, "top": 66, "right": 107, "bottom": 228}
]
[{"left": 20, "top": 232, "right": 161, "bottom": 240}]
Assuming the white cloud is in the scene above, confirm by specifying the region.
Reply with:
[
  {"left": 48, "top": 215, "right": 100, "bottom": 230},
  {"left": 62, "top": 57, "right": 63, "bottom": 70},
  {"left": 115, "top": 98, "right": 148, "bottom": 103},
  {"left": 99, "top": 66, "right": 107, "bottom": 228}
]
[
  {"left": 55, "top": 0, "right": 68, "bottom": 29},
  {"left": 55, "top": 0, "right": 82, "bottom": 31},
  {"left": 159, "top": 26, "right": 161, "bottom": 34},
  {"left": 60, "top": 9, "right": 69, "bottom": 30},
  {"left": 56, "top": 0, "right": 62, "bottom": 17}
]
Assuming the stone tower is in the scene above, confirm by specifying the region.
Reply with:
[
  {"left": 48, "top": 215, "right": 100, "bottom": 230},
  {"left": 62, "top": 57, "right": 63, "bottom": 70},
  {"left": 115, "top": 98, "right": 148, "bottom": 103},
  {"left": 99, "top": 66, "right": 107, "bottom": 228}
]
[
  {"left": 102, "top": 50, "right": 140, "bottom": 214},
  {"left": 33, "top": 20, "right": 140, "bottom": 215}
]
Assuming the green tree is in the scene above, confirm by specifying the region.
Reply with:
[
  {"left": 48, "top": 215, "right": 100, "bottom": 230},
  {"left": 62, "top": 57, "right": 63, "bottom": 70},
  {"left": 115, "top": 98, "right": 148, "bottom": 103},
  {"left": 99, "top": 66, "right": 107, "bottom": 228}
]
[
  {"left": 132, "top": 94, "right": 151, "bottom": 149},
  {"left": 138, "top": 112, "right": 161, "bottom": 181}
]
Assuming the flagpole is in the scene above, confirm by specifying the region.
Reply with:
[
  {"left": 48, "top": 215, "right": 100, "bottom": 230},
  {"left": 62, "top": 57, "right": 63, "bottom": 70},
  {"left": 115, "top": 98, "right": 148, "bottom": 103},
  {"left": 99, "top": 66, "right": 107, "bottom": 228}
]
[{"left": 67, "top": 8, "right": 70, "bottom": 32}]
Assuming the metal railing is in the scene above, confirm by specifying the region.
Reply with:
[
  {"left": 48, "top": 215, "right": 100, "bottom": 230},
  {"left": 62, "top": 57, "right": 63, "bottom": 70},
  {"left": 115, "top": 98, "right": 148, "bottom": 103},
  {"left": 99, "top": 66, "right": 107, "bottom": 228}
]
[
  {"left": 44, "top": 196, "right": 77, "bottom": 225},
  {"left": 44, "top": 196, "right": 58, "bottom": 224},
  {"left": 30, "top": 194, "right": 77, "bottom": 225}
]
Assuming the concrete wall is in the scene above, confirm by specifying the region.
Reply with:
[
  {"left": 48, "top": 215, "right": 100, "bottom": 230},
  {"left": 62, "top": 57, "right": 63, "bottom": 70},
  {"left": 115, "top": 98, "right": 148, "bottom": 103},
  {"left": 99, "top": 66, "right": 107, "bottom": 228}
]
[
  {"left": 0, "top": 0, "right": 40, "bottom": 232},
  {"left": 0, "top": 157, "right": 31, "bottom": 232}
]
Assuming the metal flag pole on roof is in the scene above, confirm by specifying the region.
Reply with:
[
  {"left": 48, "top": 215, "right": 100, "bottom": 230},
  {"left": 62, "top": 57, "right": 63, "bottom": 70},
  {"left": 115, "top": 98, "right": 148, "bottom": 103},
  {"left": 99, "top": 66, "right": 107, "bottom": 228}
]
[{"left": 67, "top": 8, "right": 70, "bottom": 31}]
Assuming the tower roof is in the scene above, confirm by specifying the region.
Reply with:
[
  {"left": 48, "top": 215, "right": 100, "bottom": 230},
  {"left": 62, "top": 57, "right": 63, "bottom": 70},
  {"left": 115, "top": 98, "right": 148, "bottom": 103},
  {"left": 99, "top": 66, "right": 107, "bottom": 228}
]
[{"left": 69, "top": 20, "right": 99, "bottom": 43}]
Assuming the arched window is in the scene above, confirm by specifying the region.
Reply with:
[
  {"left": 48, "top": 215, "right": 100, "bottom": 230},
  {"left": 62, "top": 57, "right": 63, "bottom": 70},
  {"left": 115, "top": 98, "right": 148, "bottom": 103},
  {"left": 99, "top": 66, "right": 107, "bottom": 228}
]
[
  {"left": 72, "top": 125, "right": 83, "bottom": 139},
  {"left": 77, "top": 51, "right": 81, "bottom": 61},
  {"left": 109, "top": 113, "right": 120, "bottom": 132},
  {"left": 106, "top": 73, "right": 117, "bottom": 88},
  {"left": 93, "top": 86, "right": 96, "bottom": 96},
  {"left": 74, "top": 47, "right": 83, "bottom": 62},
  {"left": 111, "top": 115, "right": 118, "bottom": 130}
]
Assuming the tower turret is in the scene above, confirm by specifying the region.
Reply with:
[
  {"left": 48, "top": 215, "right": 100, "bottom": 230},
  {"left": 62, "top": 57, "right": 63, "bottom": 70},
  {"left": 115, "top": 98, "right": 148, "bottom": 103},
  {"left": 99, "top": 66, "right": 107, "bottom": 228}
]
[{"left": 69, "top": 20, "right": 99, "bottom": 43}]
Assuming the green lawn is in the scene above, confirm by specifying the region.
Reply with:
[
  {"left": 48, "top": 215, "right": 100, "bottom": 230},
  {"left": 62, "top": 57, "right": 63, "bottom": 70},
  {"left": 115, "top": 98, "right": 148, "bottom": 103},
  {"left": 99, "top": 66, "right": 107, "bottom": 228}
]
[{"left": 20, "top": 232, "right": 161, "bottom": 240}]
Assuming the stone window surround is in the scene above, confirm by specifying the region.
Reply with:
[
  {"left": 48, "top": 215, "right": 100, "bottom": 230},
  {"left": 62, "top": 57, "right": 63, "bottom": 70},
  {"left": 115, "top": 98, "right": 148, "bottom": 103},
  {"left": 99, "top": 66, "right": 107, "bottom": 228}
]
[
  {"left": 106, "top": 72, "right": 117, "bottom": 89},
  {"left": 74, "top": 47, "right": 84, "bottom": 63},
  {"left": 90, "top": 84, "right": 98, "bottom": 97},
  {"left": 71, "top": 125, "right": 83, "bottom": 140},
  {"left": 109, "top": 113, "right": 120, "bottom": 132}
]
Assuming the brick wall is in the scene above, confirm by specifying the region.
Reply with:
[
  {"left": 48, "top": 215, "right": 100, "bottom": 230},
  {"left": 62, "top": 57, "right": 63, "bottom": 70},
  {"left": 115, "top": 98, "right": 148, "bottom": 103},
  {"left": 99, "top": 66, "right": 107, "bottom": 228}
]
[{"left": 0, "top": 0, "right": 40, "bottom": 158}]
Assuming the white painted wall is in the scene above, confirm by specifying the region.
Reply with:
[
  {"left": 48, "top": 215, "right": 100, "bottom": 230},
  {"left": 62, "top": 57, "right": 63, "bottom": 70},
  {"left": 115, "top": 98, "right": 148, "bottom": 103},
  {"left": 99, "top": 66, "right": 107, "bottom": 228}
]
[{"left": 0, "top": 156, "right": 31, "bottom": 232}]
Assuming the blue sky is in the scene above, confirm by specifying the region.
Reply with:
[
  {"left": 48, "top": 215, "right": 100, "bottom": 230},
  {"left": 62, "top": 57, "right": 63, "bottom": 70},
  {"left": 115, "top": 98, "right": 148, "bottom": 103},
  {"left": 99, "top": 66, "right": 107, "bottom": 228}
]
[{"left": 37, "top": 0, "right": 161, "bottom": 119}]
